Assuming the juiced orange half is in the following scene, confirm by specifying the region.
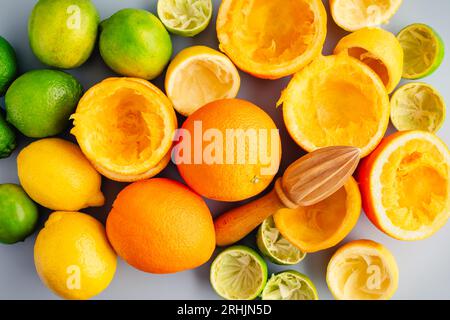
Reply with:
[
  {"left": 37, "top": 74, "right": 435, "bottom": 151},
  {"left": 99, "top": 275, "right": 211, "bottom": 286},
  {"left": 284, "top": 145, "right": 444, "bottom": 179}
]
[
  {"left": 71, "top": 78, "right": 177, "bottom": 182},
  {"left": 274, "top": 177, "right": 361, "bottom": 253},
  {"left": 280, "top": 54, "right": 390, "bottom": 157},
  {"left": 216, "top": 0, "right": 327, "bottom": 79}
]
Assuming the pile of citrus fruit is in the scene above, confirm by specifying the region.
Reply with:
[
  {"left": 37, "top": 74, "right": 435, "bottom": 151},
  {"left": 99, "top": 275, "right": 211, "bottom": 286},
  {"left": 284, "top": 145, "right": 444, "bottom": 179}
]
[{"left": 0, "top": 0, "right": 448, "bottom": 301}]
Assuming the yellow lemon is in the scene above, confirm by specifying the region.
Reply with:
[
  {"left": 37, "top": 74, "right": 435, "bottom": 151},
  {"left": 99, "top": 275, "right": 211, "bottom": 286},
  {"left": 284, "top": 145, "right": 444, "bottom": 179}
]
[
  {"left": 165, "top": 46, "right": 240, "bottom": 116},
  {"left": 334, "top": 27, "right": 403, "bottom": 93},
  {"left": 17, "top": 138, "right": 104, "bottom": 211},
  {"left": 35, "top": 211, "right": 117, "bottom": 300}
]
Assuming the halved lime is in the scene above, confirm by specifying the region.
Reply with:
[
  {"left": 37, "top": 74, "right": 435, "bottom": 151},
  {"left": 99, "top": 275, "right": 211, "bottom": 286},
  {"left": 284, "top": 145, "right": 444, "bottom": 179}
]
[
  {"left": 210, "top": 246, "right": 268, "bottom": 300},
  {"left": 157, "top": 0, "right": 213, "bottom": 37},
  {"left": 398, "top": 23, "right": 445, "bottom": 79},
  {"left": 257, "top": 216, "right": 306, "bottom": 265},
  {"left": 391, "top": 82, "right": 446, "bottom": 133},
  {"left": 261, "top": 270, "right": 319, "bottom": 300}
]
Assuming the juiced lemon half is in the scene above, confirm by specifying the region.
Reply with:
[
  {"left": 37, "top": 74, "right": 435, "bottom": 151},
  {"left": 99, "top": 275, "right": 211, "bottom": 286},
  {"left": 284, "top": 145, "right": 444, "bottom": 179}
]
[{"left": 327, "top": 240, "right": 399, "bottom": 300}]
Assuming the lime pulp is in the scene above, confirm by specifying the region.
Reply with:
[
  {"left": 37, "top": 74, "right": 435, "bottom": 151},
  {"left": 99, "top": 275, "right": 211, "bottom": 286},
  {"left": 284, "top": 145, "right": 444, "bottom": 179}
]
[
  {"left": 210, "top": 246, "right": 268, "bottom": 300},
  {"left": 157, "top": 0, "right": 213, "bottom": 37},
  {"left": 256, "top": 216, "right": 306, "bottom": 265},
  {"left": 261, "top": 270, "right": 319, "bottom": 300}
]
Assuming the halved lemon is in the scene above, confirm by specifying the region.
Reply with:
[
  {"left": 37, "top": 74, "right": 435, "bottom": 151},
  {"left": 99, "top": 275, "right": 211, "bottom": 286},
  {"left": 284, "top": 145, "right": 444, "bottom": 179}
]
[
  {"left": 330, "top": 0, "right": 402, "bottom": 32},
  {"left": 262, "top": 271, "right": 319, "bottom": 300},
  {"left": 157, "top": 0, "right": 213, "bottom": 37},
  {"left": 391, "top": 83, "right": 446, "bottom": 133},
  {"left": 216, "top": 0, "right": 327, "bottom": 79},
  {"left": 398, "top": 23, "right": 445, "bottom": 79},
  {"left": 334, "top": 27, "right": 403, "bottom": 93},
  {"left": 274, "top": 177, "right": 361, "bottom": 253},
  {"left": 165, "top": 46, "right": 240, "bottom": 116},
  {"left": 71, "top": 77, "right": 177, "bottom": 182},
  {"left": 358, "top": 131, "right": 450, "bottom": 240},
  {"left": 279, "top": 54, "right": 390, "bottom": 157},
  {"left": 326, "top": 240, "right": 399, "bottom": 300}
]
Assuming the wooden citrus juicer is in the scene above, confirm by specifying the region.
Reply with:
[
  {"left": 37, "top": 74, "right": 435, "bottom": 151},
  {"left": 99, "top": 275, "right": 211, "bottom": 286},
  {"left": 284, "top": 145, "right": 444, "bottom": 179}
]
[{"left": 214, "top": 146, "right": 361, "bottom": 246}]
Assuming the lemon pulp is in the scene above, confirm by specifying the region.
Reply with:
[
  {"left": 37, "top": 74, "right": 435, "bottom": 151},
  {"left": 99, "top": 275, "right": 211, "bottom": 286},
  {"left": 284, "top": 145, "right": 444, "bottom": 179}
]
[{"left": 347, "top": 47, "right": 389, "bottom": 86}]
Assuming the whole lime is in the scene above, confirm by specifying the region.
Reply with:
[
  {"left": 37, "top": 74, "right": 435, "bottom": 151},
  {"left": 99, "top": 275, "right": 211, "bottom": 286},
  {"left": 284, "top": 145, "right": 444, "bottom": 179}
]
[
  {"left": 5, "top": 70, "right": 83, "bottom": 138},
  {"left": 0, "top": 36, "right": 17, "bottom": 96},
  {"left": 0, "top": 110, "right": 16, "bottom": 158},
  {"left": 99, "top": 9, "right": 172, "bottom": 80},
  {"left": 29, "top": 0, "right": 100, "bottom": 69},
  {"left": 0, "top": 184, "right": 39, "bottom": 244}
]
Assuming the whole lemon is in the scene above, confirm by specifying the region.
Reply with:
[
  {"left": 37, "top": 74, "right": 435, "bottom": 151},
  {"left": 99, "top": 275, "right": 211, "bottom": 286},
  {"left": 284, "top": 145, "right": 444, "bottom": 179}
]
[
  {"left": 35, "top": 211, "right": 117, "bottom": 300},
  {"left": 28, "top": 0, "right": 100, "bottom": 69},
  {"left": 99, "top": 9, "right": 172, "bottom": 80},
  {"left": 17, "top": 138, "right": 104, "bottom": 211}
]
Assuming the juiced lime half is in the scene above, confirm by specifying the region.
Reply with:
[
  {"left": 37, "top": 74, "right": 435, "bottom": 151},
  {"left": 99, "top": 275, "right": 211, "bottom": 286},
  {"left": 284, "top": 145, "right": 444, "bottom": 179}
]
[
  {"left": 391, "top": 82, "right": 446, "bottom": 133},
  {"left": 210, "top": 246, "right": 268, "bottom": 300},
  {"left": 398, "top": 23, "right": 445, "bottom": 79},
  {"left": 157, "top": 0, "right": 213, "bottom": 37},
  {"left": 262, "top": 270, "right": 319, "bottom": 300},
  {"left": 257, "top": 216, "right": 306, "bottom": 265}
]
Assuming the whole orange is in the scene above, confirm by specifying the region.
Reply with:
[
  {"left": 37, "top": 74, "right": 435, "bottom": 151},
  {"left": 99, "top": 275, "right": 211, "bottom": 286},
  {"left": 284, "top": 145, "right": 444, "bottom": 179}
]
[
  {"left": 175, "top": 99, "right": 281, "bottom": 202},
  {"left": 106, "top": 178, "right": 215, "bottom": 274}
]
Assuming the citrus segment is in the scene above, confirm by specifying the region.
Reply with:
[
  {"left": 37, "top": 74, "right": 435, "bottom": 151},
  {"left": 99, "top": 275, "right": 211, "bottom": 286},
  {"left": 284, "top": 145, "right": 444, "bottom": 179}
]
[
  {"left": 210, "top": 246, "right": 268, "bottom": 300},
  {"left": 326, "top": 240, "right": 399, "bottom": 300},
  {"left": 71, "top": 77, "right": 177, "bottom": 182},
  {"left": 165, "top": 46, "right": 240, "bottom": 116},
  {"left": 261, "top": 271, "right": 318, "bottom": 300},
  {"left": 280, "top": 54, "right": 390, "bottom": 157},
  {"left": 216, "top": 0, "right": 327, "bottom": 79},
  {"left": 256, "top": 216, "right": 306, "bottom": 265},
  {"left": 358, "top": 131, "right": 450, "bottom": 240},
  {"left": 398, "top": 23, "right": 445, "bottom": 79},
  {"left": 391, "top": 83, "right": 446, "bottom": 133},
  {"left": 274, "top": 178, "right": 361, "bottom": 253},
  {"left": 330, "top": 0, "right": 402, "bottom": 32},
  {"left": 157, "top": 0, "right": 213, "bottom": 37},
  {"left": 334, "top": 27, "right": 403, "bottom": 93}
]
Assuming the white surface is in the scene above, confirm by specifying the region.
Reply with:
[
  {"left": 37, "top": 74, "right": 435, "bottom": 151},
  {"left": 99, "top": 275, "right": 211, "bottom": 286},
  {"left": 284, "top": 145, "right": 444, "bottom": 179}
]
[{"left": 0, "top": 0, "right": 449, "bottom": 300}]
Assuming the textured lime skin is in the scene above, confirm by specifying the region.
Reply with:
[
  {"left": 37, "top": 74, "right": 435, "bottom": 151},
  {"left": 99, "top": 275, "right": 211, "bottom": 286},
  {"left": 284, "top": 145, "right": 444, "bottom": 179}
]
[
  {"left": 0, "top": 36, "right": 17, "bottom": 96},
  {"left": 5, "top": 70, "right": 83, "bottom": 138},
  {"left": 0, "top": 110, "right": 16, "bottom": 158},
  {"left": 29, "top": 0, "right": 100, "bottom": 69},
  {"left": 99, "top": 9, "right": 173, "bottom": 80},
  {"left": 0, "top": 184, "right": 38, "bottom": 244}
]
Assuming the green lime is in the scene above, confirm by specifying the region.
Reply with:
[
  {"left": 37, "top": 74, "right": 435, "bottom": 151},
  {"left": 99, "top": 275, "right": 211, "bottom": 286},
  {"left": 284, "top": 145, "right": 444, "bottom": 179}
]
[
  {"left": 29, "top": 0, "right": 100, "bottom": 69},
  {"left": 0, "top": 36, "right": 17, "bottom": 96},
  {"left": 157, "top": 0, "right": 213, "bottom": 37},
  {"left": 210, "top": 246, "right": 268, "bottom": 300},
  {"left": 100, "top": 9, "right": 173, "bottom": 80},
  {"left": 391, "top": 82, "right": 446, "bottom": 133},
  {"left": 257, "top": 216, "right": 306, "bottom": 265},
  {"left": 0, "top": 110, "right": 16, "bottom": 158},
  {"left": 5, "top": 70, "right": 83, "bottom": 138},
  {"left": 398, "top": 23, "right": 445, "bottom": 79},
  {"left": 0, "top": 184, "right": 39, "bottom": 244},
  {"left": 261, "top": 270, "right": 319, "bottom": 300}
]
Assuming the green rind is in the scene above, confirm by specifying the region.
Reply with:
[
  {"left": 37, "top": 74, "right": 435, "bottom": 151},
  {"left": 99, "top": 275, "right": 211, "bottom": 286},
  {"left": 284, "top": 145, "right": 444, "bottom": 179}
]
[
  {"left": 5, "top": 69, "right": 83, "bottom": 138},
  {"left": 0, "top": 110, "right": 16, "bottom": 158},
  {"left": 210, "top": 245, "right": 268, "bottom": 300},
  {"left": 0, "top": 36, "right": 18, "bottom": 96},
  {"left": 261, "top": 270, "right": 319, "bottom": 301},
  {"left": 28, "top": 0, "right": 100, "bottom": 69},
  {"left": 398, "top": 23, "right": 445, "bottom": 80},
  {"left": 0, "top": 184, "right": 39, "bottom": 244}
]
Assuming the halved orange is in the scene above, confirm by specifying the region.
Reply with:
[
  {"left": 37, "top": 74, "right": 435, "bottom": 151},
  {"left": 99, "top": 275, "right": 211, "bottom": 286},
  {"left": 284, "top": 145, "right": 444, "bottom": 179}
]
[
  {"left": 280, "top": 54, "right": 390, "bottom": 157},
  {"left": 216, "top": 0, "right": 327, "bottom": 79},
  {"left": 334, "top": 27, "right": 403, "bottom": 93},
  {"left": 326, "top": 240, "right": 399, "bottom": 300},
  {"left": 71, "top": 77, "right": 177, "bottom": 182},
  {"left": 273, "top": 177, "right": 361, "bottom": 253},
  {"left": 358, "top": 131, "right": 450, "bottom": 241}
]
